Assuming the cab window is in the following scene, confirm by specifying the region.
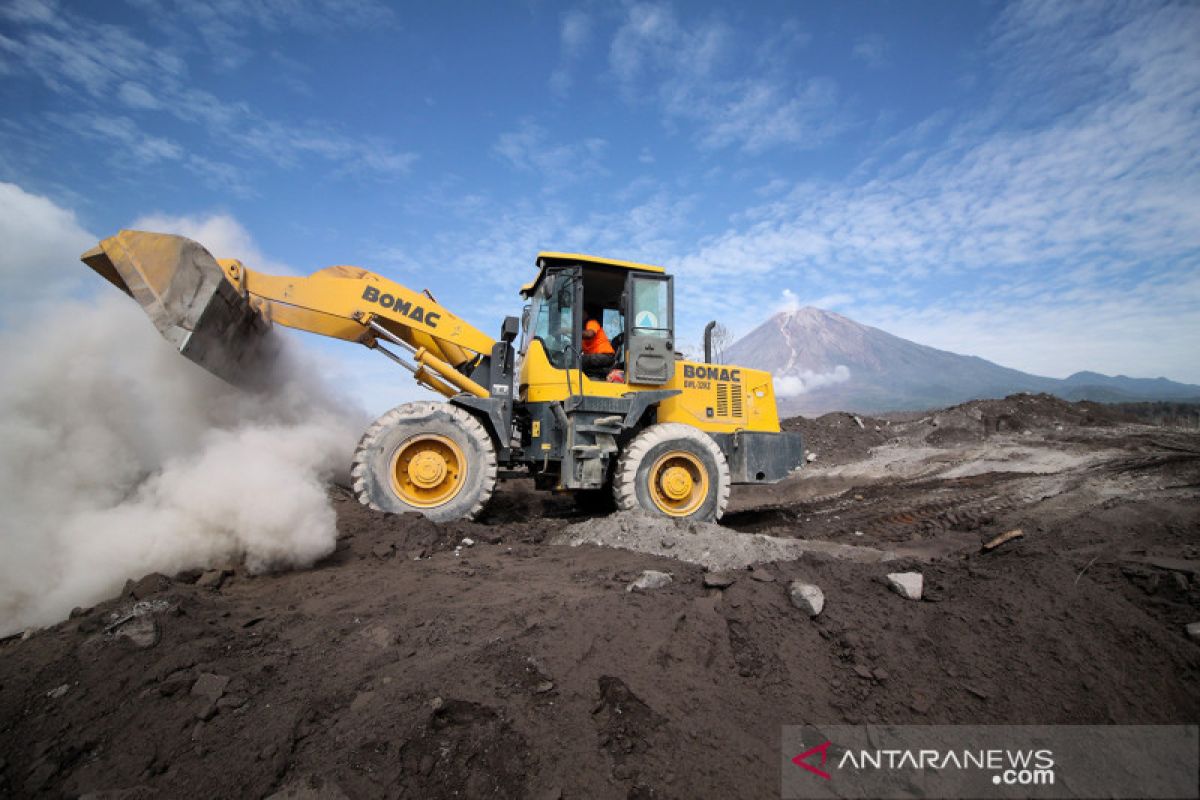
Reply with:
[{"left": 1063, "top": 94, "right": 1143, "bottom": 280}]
[
  {"left": 630, "top": 276, "right": 669, "bottom": 338},
  {"left": 527, "top": 273, "right": 576, "bottom": 369}
]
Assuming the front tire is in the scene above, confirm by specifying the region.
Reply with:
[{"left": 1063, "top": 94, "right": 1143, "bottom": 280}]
[
  {"left": 352, "top": 402, "right": 497, "bottom": 522},
  {"left": 613, "top": 423, "right": 731, "bottom": 522}
]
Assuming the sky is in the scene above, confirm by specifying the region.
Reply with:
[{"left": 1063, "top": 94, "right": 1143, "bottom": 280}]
[{"left": 1, "top": 0, "right": 1198, "bottom": 414}]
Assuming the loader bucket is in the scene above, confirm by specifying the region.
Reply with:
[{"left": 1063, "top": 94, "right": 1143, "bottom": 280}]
[{"left": 81, "top": 230, "right": 278, "bottom": 387}]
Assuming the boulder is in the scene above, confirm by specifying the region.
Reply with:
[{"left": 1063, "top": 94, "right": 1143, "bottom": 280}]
[
  {"left": 703, "top": 572, "right": 736, "bottom": 589},
  {"left": 887, "top": 572, "right": 923, "bottom": 601},
  {"left": 191, "top": 673, "right": 230, "bottom": 704},
  {"left": 789, "top": 581, "right": 825, "bottom": 616},
  {"left": 626, "top": 570, "right": 673, "bottom": 592}
]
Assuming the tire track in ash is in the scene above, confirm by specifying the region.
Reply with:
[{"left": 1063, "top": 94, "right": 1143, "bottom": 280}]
[{"left": 724, "top": 472, "right": 1032, "bottom": 543}]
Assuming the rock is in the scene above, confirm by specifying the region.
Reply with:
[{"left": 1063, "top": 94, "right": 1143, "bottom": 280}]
[
  {"left": 626, "top": 570, "right": 673, "bottom": 592},
  {"left": 965, "top": 684, "right": 989, "bottom": 700},
  {"left": 886, "top": 572, "right": 923, "bottom": 601},
  {"left": 191, "top": 673, "right": 230, "bottom": 704},
  {"left": 174, "top": 568, "right": 204, "bottom": 584},
  {"left": 789, "top": 581, "right": 825, "bottom": 617},
  {"left": 533, "top": 680, "right": 555, "bottom": 694},
  {"left": 217, "top": 694, "right": 248, "bottom": 710},
  {"left": 115, "top": 616, "right": 160, "bottom": 649},
  {"left": 1186, "top": 622, "right": 1200, "bottom": 641},
  {"left": 46, "top": 683, "right": 70, "bottom": 699},
  {"left": 429, "top": 696, "right": 445, "bottom": 712},
  {"left": 461, "top": 537, "right": 475, "bottom": 547},
  {"left": 196, "top": 700, "right": 219, "bottom": 721},
  {"left": 806, "top": 452, "right": 817, "bottom": 463},
  {"left": 195, "top": 570, "right": 228, "bottom": 590},
  {"left": 703, "top": 572, "right": 736, "bottom": 589},
  {"left": 852, "top": 665, "right": 874, "bottom": 680},
  {"left": 748, "top": 567, "right": 775, "bottom": 583},
  {"left": 852, "top": 415, "right": 865, "bottom": 429},
  {"left": 371, "top": 543, "right": 394, "bottom": 559},
  {"left": 129, "top": 573, "right": 170, "bottom": 600}
]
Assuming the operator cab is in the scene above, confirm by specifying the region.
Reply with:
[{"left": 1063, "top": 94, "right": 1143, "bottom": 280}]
[{"left": 519, "top": 252, "right": 675, "bottom": 387}]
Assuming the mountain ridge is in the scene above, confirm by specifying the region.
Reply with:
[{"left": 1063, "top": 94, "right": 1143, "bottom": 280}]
[{"left": 722, "top": 307, "right": 1200, "bottom": 415}]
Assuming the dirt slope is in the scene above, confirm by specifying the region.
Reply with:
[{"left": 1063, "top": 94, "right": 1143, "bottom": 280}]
[{"left": 2, "top": 396, "right": 1199, "bottom": 799}]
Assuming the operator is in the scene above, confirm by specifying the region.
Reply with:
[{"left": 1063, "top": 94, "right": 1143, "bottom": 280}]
[{"left": 581, "top": 306, "right": 616, "bottom": 374}]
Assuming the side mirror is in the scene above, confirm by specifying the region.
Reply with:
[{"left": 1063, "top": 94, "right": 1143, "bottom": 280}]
[
  {"left": 500, "top": 315, "right": 520, "bottom": 343},
  {"left": 520, "top": 304, "right": 531, "bottom": 332}
]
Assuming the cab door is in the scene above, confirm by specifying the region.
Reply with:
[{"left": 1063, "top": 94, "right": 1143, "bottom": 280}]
[{"left": 625, "top": 273, "right": 674, "bottom": 385}]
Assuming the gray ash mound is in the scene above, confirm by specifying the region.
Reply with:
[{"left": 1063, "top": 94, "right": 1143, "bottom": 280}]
[{"left": 784, "top": 393, "right": 1139, "bottom": 463}]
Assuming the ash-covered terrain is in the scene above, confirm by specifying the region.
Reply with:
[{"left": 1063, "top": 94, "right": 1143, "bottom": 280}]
[{"left": 2, "top": 394, "right": 1198, "bottom": 799}]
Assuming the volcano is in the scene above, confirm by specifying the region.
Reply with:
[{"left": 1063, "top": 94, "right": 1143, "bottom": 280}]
[{"left": 723, "top": 307, "right": 1200, "bottom": 414}]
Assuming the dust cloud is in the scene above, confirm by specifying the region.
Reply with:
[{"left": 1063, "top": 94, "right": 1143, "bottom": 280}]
[{"left": 0, "top": 294, "right": 365, "bottom": 636}]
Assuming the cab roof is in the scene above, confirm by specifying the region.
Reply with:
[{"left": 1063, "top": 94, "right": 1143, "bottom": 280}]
[{"left": 535, "top": 251, "right": 665, "bottom": 274}]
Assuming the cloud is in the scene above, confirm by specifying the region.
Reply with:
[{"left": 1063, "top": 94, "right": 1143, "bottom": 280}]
[
  {"left": 0, "top": 2, "right": 416, "bottom": 184},
  {"left": 549, "top": 8, "right": 592, "bottom": 95},
  {"left": 116, "top": 81, "right": 160, "bottom": 109},
  {"left": 130, "top": 211, "right": 295, "bottom": 275},
  {"left": 128, "top": 0, "right": 397, "bottom": 71},
  {"left": 0, "top": 181, "right": 95, "bottom": 308},
  {"left": 774, "top": 366, "right": 851, "bottom": 397},
  {"left": 608, "top": 3, "right": 843, "bottom": 152},
  {"left": 672, "top": 2, "right": 1200, "bottom": 381},
  {"left": 852, "top": 34, "right": 888, "bottom": 68},
  {"left": 494, "top": 121, "right": 608, "bottom": 186}
]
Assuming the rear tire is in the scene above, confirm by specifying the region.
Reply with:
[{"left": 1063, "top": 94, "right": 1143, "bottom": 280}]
[
  {"left": 352, "top": 401, "right": 497, "bottom": 522},
  {"left": 613, "top": 423, "right": 731, "bottom": 522}
]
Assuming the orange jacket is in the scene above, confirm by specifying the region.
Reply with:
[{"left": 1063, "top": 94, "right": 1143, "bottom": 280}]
[{"left": 582, "top": 319, "right": 614, "bottom": 355}]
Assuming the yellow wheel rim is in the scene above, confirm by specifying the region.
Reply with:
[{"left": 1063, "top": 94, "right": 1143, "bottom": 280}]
[
  {"left": 648, "top": 450, "right": 709, "bottom": 517},
  {"left": 389, "top": 434, "right": 466, "bottom": 508}
]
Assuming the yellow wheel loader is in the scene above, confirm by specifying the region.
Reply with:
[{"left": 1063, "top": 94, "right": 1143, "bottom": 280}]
[{"left": 82, "top": 231, "right": 804, "bottom": 522}]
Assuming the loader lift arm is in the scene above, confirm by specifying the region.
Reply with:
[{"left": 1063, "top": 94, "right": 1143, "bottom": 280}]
[{"left": 81, "top": 230, "right": 502, "bottom": 401}]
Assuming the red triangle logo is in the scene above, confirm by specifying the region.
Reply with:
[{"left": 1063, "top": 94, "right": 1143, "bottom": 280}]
[{"left": 791, "top": 740, "right": 833, "bottom": 780}]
